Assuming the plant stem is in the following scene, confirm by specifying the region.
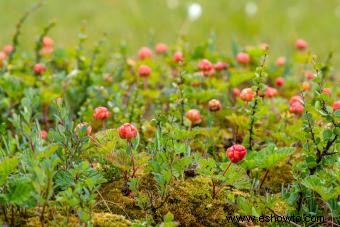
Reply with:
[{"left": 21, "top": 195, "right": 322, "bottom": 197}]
[
  {"left": 222, "top": 162, "right": 232, "bottom": 176},
  {"left": 128, "top": 140, "right": 136, "bottom": 178},
  {"left": 259, "top": 169, "right": 269, "bottom": 189}
]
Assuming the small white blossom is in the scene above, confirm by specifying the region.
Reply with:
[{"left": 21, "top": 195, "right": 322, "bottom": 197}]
[
  {"left": 187, "top": 3, "right": 202, "bottom": 21},
  {"left": 245, "top": 1, "right": 257, "bottom": 17}
]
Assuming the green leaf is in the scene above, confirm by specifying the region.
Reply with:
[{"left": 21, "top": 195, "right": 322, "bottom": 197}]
[
  {"left": 334, "top": 110, "right": 340, "bottom": 118},
  {"left": 164, "top": 212, "right": 174, "bottom": 222},
  {"left": 241, "top": 145, "right": 294, "bottom": 170},
  {"left": 323, "top": 129, "right": 333, "bottom": 140},
  {"left": 7, "top": 177, "right": 34, "bottom": 206},
  {"left": 0, "top": 157, "right": 19, "bottom": 186}
]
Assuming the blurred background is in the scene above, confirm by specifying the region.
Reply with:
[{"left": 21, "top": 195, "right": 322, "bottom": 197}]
[{"left": 1, "top": 0, "right": 340, "bottom": 64}]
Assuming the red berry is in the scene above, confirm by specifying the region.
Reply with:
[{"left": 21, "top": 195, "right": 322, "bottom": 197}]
[
  {"left": 333, "top": 100, "right": 340, "bottom": 111},
  {"left": 214, "top": 61, "right": 228, "bottom": 71},
  {"left": 275, "top": 77, "right": 285, "bottom": 87},
  {"left": 295, "top": 39, "right": 308, "bottom": 50},
  {"left": 173, "top": 51, "right": 183, "bottom": 63},
  {"left": 198, "top": 59, "right": 213, "bottom": 72},
  {"left": 275, "top": 57, "right": 286, "bottom": 66},
  {"left": 226, "top": 144, "right": 247, "bottom": 163},
  {"left": 304, "top": 71, "right": 314, "bottom": 80},
  {"left": 202, "top": 68, "right": 215, "bottom": 77},
  {"left": 208, "top": 99, "right": 222, "bottom": 112},
  {"left": 233, "top": 88, "right": 240, "bottom": 97},
  {"left": 289, "top": 102, "right": 304, "bottom": 115},
  {"left": 138, "top": 65, "right": 152, "bottom": 78},
  {"left": 118, "top": 123, "right": 138, "bottom": 140},
  {"left": 42, "top": 36, "right": 54, "bottom": 48},
  {"left": 93, "top": 107, "right": 110, "bottom": 120},
  {"left": 39, "top": 130, "right": 48, "bottom": 140},
  {"left": 138, "top": 47, "right": 153, "bottom": 60},
  {"left": 322, "top": 88, "right": 331, "bottom": 95},
  {"left": 289, "top": 95, "right": 303, "bottom": 105},
  {"left": 155, "top": 43, "right": 168, "bottom": 54},
  {"left": 236, "top": 52, "right": 250, "bottom": 65},
  {"left": 265, "top": 87, "right": 278, "bottom": 98},
  {"left": 240, "top": 88, "right": 255, "bottom": 102},
  {"left": 0, "top": 52, "right": 6, "bottom": 61},
  {"left": 34, "top": 63, "right": 46, "bottom": 75},
  {"left": 3, "top": 44, "right": 13, "bottom": 55},
  {"left": 186, "top": 109, "right": 201, "bottom": 124}
]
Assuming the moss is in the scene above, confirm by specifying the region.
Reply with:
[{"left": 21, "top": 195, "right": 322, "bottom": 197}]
[
  {"left": 93, "top": 212, "right": 131, "bottom": 227},
  {"left": 97, "top": 180, "right": 143, "bottom": 219},
  {"left": 25, "top": 215, "right": 78, "bottom": 227},
  {"left": 161, "top": 176, "right": 235, "bottom": 227},
  {"left": 263, "top": 162, "right": 294, "bottom": 192}
]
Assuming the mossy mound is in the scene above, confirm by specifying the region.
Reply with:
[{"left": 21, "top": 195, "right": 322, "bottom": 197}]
[
  {"left": 93, "top": 212, "right": 131, "bottom": 227},
  {"left": 97, "top": 180, "right": 143, "bottom": 219},
  {"left": 162, "top": 176, "right": 235, "bottom": 227}
]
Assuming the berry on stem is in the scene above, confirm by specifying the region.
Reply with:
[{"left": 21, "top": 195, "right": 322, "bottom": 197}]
[
  {"left": 93, "top": 107, "right": 110, "bottom": 120},
  {"left": 240, "top": 88, "right": 255, "bottom": 102},
  {"left": 118, "top": 123, "right": 138, "bottom": 140},
  {"left": 226, "top": 144, "right": 247, "bottom": 163}
]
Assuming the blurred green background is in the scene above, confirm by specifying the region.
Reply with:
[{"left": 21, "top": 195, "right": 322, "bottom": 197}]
[{"left": 1, "top": 0, "right": 340, "bottom": 64}]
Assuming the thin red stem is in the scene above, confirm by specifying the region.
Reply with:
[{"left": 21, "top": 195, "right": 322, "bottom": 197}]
[{"left": 222, "top": 162, "right": 232, "bottom": 176}]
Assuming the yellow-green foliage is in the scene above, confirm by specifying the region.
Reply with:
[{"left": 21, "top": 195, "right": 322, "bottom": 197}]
[
  {"left": 25, "top": 215, "right": 78, "bottom": 227},
  {"left": 161, "top": 176, "right": 234, "bottom": 227},
  {"left": 264, "top": 162, "right": 294, "bottom": 192},
  {"left": 93, "top": 212, "right": 131, "bottom": 227},
  {"left": 97, "top": 181, "right": 144, "bottom": 219}
]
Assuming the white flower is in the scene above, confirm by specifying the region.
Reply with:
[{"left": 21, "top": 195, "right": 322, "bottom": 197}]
[
  {"left": 245, "top": 1, "right": 257, "bottom": 17},
  {"left": 187, "top": 3, "right": 202, "bottom": 21}
]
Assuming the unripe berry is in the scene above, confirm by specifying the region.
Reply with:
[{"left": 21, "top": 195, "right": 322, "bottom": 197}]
[
  {"left": 295, "top": 39, "right": 308, "bottom": 50},
  {"left": 186, "top": 109, "right": 201, "bottom": 124},
  {"left": 138, "top": 65, "right": 152, "bottom": 78},
  {"left": 240, "top": 88, "right": 255, "bottom": 102},
  {"left": 333, "top": 100, "right": 340, "bottom": 111},
  {"left": 226, "top": 144, "right": 247, "bottom": 163},
  {"left": 173, "top": 51, "right": 183, "bottom": 63},
  {"left": 118, "top": 123, "right": 138, "bottom": 140},
  {"left": 93, "top": 107, "right": 110, "bottom": 120},
  {"left": 208, "top": 99, "right": 222, "bottom": 112},
  {"left": 275, "top": 77, "right": 284, "bottom": 87},
  {"left": 260, "top": 42, "right": 269, "bottom": 50},
  {"left": 138, "top": 47, "right": 153, "bottom": 60},
  {"left": 33, "top": 63, "right": 46, "bottom": 75},
  {"left": 155, "top": 43, "right": 168, "bottom": 54},
  {"left": 75, "top": 122, "right": 92, "bottom": 136},
  {"left": 236, "top": 52, "right": 250, "bottom": 65},
  {"left": 302, "top": 81, "right": 310, "bottom": 91}
]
